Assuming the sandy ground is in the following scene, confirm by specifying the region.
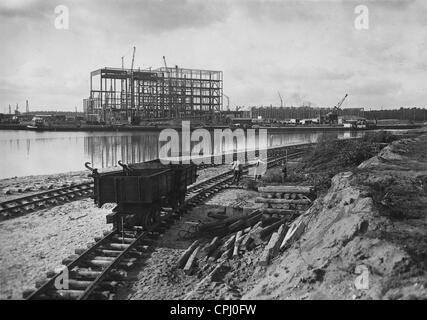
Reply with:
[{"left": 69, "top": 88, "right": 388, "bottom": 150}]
[{"left": 0, "top": 199, "right": 114, "bottom": 299}]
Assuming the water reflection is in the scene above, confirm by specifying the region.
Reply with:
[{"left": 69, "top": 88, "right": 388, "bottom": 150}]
[
  {"left": 0, "top": 129, "right": 363, "bottom": 178},
  {"left": 84, "top": 134, "right": 159, "bottom": 169}
]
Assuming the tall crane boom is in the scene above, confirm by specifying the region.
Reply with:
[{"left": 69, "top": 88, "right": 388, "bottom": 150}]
[
  {"left": 162, "top": 56, "right": 168, "bottom": 69},
  {"left": 278, "top": 91, "right": 283, "bottom": 108},
  {"left": 336, "top": 93, "right": 348, "bottom": 110}
]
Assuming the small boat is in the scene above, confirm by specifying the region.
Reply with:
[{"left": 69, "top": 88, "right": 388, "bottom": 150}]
[
  {"left": 27, "top": 116, "right": 49, "bottom": 130},
  {"left": 26, "top": 125, "right": 46, "bottom": 131}
]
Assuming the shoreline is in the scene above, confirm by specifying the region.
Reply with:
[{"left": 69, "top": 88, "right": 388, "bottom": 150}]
[{"left": 0, "top": 123, "right": 423, "bottom": 133}]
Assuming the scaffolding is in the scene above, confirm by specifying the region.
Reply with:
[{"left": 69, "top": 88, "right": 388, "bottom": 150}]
[{"left": 83, "top": 66, "right": 223, "bottom": 124}]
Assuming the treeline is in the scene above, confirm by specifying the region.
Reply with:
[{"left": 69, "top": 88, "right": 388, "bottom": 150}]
[
  {"left": 364, "top": 108, "right": 427, "bottom": 122},
  {"left": 248, "top": 106, "right": 427, "bottom": 122}
]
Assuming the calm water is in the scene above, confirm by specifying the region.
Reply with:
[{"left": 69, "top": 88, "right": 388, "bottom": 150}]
[{"left": 0, "top": 129, "right": 362, "bottom": 179}]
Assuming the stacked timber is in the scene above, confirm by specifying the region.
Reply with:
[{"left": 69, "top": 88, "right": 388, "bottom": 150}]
[{"left": 257, "top": 185, "right": 314, "bottom": 215}]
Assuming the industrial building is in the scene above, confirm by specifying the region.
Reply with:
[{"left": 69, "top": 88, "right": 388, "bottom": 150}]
[{"left": 83, "top": 66, "right": 223, "bottom": 124}]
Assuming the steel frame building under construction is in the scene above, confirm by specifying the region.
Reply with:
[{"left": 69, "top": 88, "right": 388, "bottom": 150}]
[{"left": 83, "top": 66, "right": 223, "bottom": 124}]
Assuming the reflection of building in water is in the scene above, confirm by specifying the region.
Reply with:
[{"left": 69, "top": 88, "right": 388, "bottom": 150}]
[
  {"left": 84, "top": 134, "right": 159, "bottom": 168},
  {"left": 268, "top": 132, "right": 326, "bottom": 147}
]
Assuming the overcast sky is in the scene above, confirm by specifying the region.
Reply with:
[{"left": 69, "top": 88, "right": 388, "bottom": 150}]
[{"left": 0, "top": 0, "right": 426, "bottom": 112}]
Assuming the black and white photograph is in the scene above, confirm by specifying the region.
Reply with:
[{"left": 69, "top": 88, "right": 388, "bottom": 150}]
[{"left": 0, "top": 0, "right": 427, "bottom": 308}]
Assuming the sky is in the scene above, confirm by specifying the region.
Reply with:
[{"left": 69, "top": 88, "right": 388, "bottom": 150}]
[{"left": 0, "top": 0, "right": 426, "bottom": 112}]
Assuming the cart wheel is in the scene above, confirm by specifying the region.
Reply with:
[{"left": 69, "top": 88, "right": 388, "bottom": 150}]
[{"left": 142, "top": 206, "right": 160, "bottom": 231}]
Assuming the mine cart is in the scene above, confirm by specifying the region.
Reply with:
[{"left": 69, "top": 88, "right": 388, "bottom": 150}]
[{"left": 85, "top": 160, "right": 197, "bottom": 229}]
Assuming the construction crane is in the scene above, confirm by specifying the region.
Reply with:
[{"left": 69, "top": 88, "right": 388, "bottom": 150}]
[
  {"left": 278, "top": 91, "right": 283, "bottom": 108},
  {"left": 334, "top": 93, "right": 348, "bottom": 111},
  {"left": 162, "top": 56, "right": 168, "bottom": 69},
  {"left": 327, "top": 93, "right": 348, "bottom": 124}
]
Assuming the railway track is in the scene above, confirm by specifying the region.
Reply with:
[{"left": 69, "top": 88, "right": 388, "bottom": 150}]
[
  {"left": 0, "top": 183, "right": 93, "bottom": 221},
  {"left": 1, "top": 143, "right": 314, "bottom": 221},
  {"left": 24, "top": 146, "right": 308, "bottom": 300}
]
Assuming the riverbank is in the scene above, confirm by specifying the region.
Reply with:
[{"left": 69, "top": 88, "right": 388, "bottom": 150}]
[{"left": 0, "top": 123, "right": 423, "bottom": 132}]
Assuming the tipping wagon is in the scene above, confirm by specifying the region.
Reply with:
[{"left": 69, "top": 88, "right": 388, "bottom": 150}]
[{"left": 85, "top": 160, "right": 197, "bottom": 229}]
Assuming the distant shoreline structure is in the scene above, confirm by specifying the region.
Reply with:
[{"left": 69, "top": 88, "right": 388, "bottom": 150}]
[{"left": 0, "top": 123, "right": 423, "bottom": 132}]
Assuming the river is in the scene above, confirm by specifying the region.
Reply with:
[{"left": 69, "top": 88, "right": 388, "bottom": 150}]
[{"left": 0, "top": 129, "right": 363, "bottom": 179}]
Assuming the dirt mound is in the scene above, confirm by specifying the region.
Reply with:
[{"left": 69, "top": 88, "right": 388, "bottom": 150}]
[{"left": 244, "top": 133, "right": 427, "bottom": 300}]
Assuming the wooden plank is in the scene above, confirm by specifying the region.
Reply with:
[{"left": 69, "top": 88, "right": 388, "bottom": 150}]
[
  {"left": 271, "top": 224, "right": 288, "bottom": 257},
  {"left": 258, "top": 186, "right": 313, "bottom": 194},
  {"left": 203, "top": 237, "right": 221, "bottom": 256},
  {"left": 177, "top": 240, "right": 199, "bottom": 268},
  {"left": 262, "top": 208, "right": 305, "bottom": 215},
  {"left": 260, "top": 218, "right": 288, "bottom": 239},
  {"left": 232, "top": 231, "right": 243, "bottom": 258},
  {"left": 183, "top": 246, "right": 201, "bottom": 275},
  {"left": 255, "top": 197, "right": 311, "bottom": 204},
  {"left": 280, "top": 219, "right": 305, "bottom": 251},
  {"left": 259, "top": 232, "right": 279, "bottom": 266},
  {"left": 240, "top": 222, "right": 261, "bottom": 250},
  {"left": 221, "top": 234, "right": 236, "bottom": 251}
]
